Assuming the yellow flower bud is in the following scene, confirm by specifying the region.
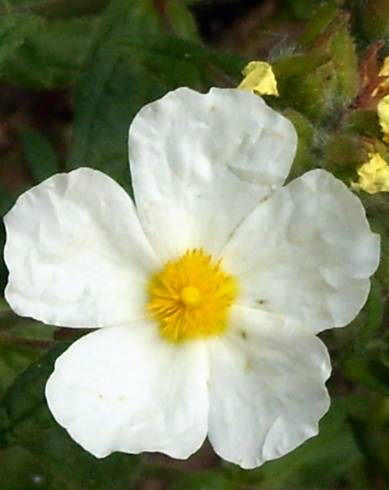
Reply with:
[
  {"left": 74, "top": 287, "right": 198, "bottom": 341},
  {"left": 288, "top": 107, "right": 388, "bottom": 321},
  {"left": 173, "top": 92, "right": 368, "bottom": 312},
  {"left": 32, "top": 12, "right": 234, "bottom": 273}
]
[
  {"left": 238, "top": 61, "right": 279, "bottom": 96},
  {"left": 374, "top": 56, "right": 389, "bottom": 95},
  {"left": 379, "top": 56, "right": 389, "bottom": 77},
  {"left": 377, "top": 94, "right": 389, "bottom": 144},
  {"left": 352, "top": 152, "right": 389, "bottom": 193}
]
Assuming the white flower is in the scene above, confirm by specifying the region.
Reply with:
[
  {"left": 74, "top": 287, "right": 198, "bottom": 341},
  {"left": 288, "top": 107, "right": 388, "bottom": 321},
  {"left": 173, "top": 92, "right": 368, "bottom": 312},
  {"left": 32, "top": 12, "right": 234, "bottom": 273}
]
[{"left": 3, "top": 88, "right": 380, "bottom": 469}]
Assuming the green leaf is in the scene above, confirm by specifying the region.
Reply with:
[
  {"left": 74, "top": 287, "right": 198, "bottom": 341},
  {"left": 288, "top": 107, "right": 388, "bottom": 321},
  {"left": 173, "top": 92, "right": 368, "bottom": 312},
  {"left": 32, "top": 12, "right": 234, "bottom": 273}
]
[
  {"left": 275, "top": 10, "right": 358, "bottom": 121},
  {"left": 0, "top": 13, "right": 42, "bottom": 70},
  {"left": 0, "top": 343, "right": 68, "bottom": 448},
  {"left": 287, "top": 0, "right": 330, "bottom": 22},
  {"left": 0, "top": 446, "right": 53, "bottom": 490},
  {"left": 362, "top": 193, "right": 389, "bottom": 291},
  {"left": 2, "top": 16, "right": 97, "bottom": 88},
  {"left": 324, "top": 132, "right": 367, "bottom": 181},
  {"left": 347, "top": 395, "right": 389, "bottom": 486},
  {"left": 0, "top": 0, "right": 108, "bottom": 18},
  {"left": 0, "top": 342, "right": 142, "bottom": 489},
  {"left": 164, "top": 0, "right": 200, "bottom": 40},
  {"left": 299, "top": 0, "right": 340, "bottom": 45},
  {"left": 282, "top": 109, "right": 316, "bottom": 180},
  {"left": 343, "top": 109, "right": 382, "bottom": 138},
  {"left": 0, "top": 305, "right": 54, "bottom": 400},
  {"left": 353, "top": 280, "right": 384, "bottom": 354},
  {"left": 329, "top": 13, "right": 359, "bottom": 103},
  {"left": 361, "top": 0, "right": 389, "bottom": 45},
  {"left": 121, "top": 34, "right": 243, "bottom": 91},
  {"left": 20, "top": 128, "right": 60, "bottom": 183},
  {"left": 171, "top": 471, "right": 233, "bottom": 490},
  {"left": 0, "top": 344, "right": 39, "bottom": 398},
  {"left": 342, "top": 352, "right": 389, "bottom": 396},
  {"left": 273, "top": 52, "right": 336, "bottom": 121}
]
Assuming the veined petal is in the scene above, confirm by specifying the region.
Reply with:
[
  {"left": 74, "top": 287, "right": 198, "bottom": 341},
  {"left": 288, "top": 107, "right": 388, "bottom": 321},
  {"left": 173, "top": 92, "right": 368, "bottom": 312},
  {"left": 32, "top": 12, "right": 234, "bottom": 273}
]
[
  {"left": 4, "top": 168, "right": 160, "bottom": 328},
  {"left": 222, "top": 169, "right": 380, "bottom": 333},
  {"left": 129, "top": 87, "right": 297, "bottom": 260},
  {"left": 46, "top": 324, "right": 209, "bottom": 459},
  {"left": 207, "top": 306, "right": 331, "bottom": 469}
]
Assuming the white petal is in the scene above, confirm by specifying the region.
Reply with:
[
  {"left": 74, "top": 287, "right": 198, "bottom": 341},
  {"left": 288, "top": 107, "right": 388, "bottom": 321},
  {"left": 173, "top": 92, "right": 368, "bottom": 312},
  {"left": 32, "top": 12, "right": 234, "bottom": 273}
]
[
  {"left": 46, "top": 324, "right": 209, "bottom": 459},
  {"left": 129, "top": 87, "right": 297, "bottom": 260},
  {"left": 4, "top": 168, "right": 160, "bottom": 328},
  {"left": 222, "top": 170, "right": 380, "bottom": 333},
  {"left": 207, "top": 306, "right": 331, "bottom": 469}
]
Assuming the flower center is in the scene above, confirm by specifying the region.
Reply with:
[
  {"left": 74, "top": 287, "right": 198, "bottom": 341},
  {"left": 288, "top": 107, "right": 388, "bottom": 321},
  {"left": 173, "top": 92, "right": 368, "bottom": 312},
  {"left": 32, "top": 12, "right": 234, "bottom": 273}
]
[
  {"left": 180, "top": 285, "right": 202, "bottom": 308},
  {"left": 147, "top": 248, "right": 238, "bottom": 342}
]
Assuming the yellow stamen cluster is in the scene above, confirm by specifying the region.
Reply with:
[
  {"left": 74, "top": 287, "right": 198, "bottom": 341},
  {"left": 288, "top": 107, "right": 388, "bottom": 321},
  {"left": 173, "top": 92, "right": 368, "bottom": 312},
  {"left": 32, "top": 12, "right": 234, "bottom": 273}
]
[
  {"left": 147, "top": 249, "right": 238, "bottom": 343},
  {"left": 352, "top": 153, "right": 389, "bottom": 194}
]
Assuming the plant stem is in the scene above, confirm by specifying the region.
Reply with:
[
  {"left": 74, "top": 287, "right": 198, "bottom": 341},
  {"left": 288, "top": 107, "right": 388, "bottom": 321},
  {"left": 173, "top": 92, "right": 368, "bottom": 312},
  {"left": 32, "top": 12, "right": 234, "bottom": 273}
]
[{"left": 0, "top": 332, "right": 56, "bottom": 350}]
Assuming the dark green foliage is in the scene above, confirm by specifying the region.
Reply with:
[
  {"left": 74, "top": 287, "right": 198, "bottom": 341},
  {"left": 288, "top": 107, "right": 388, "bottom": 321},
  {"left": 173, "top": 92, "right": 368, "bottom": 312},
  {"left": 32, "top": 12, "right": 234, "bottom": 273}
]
[
  {"left": 0, "top": 13, "right": 43, "bottom": 70},
  {"left": 20, "top": 128, "right": 60, "bottom": 183}
]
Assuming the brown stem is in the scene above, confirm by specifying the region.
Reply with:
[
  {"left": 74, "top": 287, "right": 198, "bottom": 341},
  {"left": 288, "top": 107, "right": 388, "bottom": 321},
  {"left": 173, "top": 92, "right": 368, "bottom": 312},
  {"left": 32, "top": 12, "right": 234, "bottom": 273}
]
[{"left": 0, "top": 332, "right": 56, "bottom": 349}]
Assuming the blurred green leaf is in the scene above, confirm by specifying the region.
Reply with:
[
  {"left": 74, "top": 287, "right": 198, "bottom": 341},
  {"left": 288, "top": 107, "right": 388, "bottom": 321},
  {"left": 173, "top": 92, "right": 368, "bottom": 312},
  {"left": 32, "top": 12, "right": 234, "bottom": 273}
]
[
  {"left": 0, "top": 0, "right": 108, "bottom": 18},
  {"left": 287, "top": 0, "right": 327, "bottom": 21},
  {"left": 122, "top": 34, "right": 243, "bottom": 91},
  {"left": 171, "top": 471, "right": 233, "bottom": 490},
  {"left": 0, "top": 13, "right": 42, "bottom": 71},
  {"left": 275, "top": 10, "right": 358, "bottom": 121},
  {"left": 324, "top": 132, "right": 367, "bottom": 181},
  {"left": 347, "top": 395, "right": 389, "bottom": 486},
  {"left": 0, "top": 306, "right": 54, "bottom": 400},
  {"left": 0, "top": 186, "right": 14, "bottom": 218},
  {"left": 2, "top": 16, "right": 97, "bottom": 87},
  {"left": 353, "top": 280, "right": 384, "bottom": 354},
  {"left": 362, "top": 193, "right": 389, "bottom": 291},
  {"left": 0, "top": 342, "right": 68, "bottom": 449},
  {"left": 0, "top": 344, "right": 39, "bottom": 398},
  {"left": 343, "top": 109, "right": 382, "bottom": 138},
  {"left": 0, "top": 446, "right": 53, "bottom": 490},
  {"left": 299, "top": 0, "right": 340, "bottom": 45},
  {"left": 164, "top": 0, "right": 200, "bottom": 40},
  {"left": 273, "top": 52, "right": 335, "bottom": 120},
  {"left": 330, "top": 13, "right": 359, "bottom": 103},
  {"left": 20, "top": 128, "right": 60, "bottom": 183},
  {"left": 342, "top": 351, "right": 389, "bottom": 397},
  {"left": 283, "top": 109, "right": 316, "bottom": 180},
  {"left": 360, "top": 0, "right": 389, "bottom": 46}
]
